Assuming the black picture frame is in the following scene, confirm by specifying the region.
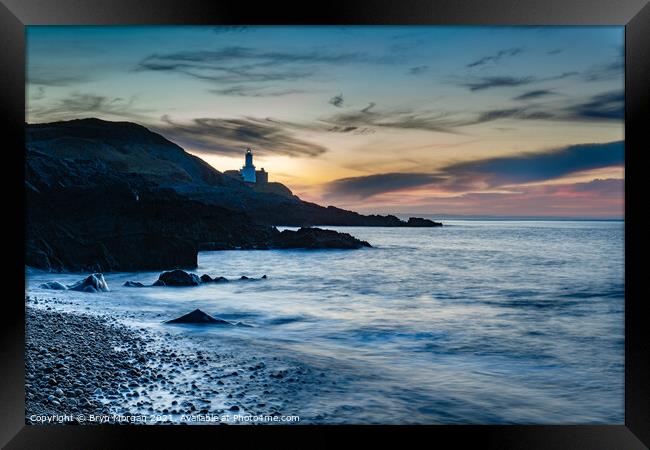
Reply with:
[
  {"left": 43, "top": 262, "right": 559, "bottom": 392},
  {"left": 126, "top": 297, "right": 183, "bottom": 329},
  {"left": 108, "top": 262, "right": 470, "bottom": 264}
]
[{"left": 1, "top": 0, "right": 648, "bottom": 448}]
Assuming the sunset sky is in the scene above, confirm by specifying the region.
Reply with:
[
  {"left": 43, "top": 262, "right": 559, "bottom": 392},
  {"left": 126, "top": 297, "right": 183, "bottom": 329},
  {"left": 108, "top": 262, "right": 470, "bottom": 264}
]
[{"left": 26, "top": 26, "right": 624, "bottom": 218}]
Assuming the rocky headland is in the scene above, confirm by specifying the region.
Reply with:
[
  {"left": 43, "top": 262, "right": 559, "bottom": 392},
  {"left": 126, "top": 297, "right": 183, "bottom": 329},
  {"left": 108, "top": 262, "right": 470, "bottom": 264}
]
[{"left": 26, "top": 118, "right": 441, "bottom": 272}]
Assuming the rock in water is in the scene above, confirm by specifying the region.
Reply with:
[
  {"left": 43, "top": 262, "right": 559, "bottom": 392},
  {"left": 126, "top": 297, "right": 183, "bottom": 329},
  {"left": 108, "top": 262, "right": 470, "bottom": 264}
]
[
  {"left": 272, "top": 227, "right": 372, "bottom": 249},
  {"left": 123, "top": 281, "right": 145, "bottom": 287},
  {"left": 156, "top": 270, "right": 200, "bottom": 286},
  {"left": 68, "top": 273, "right": 109, "bottom": 292},
  {"left": 213, "top": 276, "right": 229, "bottom": 283},
  {"left": 240, "top": 276, "right": 250, "bottom": 280},
  {"left": 40, "top": 281, "right": 68, "bottom": 290},
  {"left": 200, "top": 274, "right": 213, "bottom": 282},
  {"left": 406, "top": 217, "right": 442, "bottom": 227},
  {"left": 165, "top": 309, "right": 231, "bottom": 325}
]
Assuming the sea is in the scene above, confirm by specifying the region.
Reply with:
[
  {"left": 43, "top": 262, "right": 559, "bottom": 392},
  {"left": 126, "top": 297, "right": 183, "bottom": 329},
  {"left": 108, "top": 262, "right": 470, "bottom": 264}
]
[{"left": 25, "top": 220, "right": 625, "bottom": 424}]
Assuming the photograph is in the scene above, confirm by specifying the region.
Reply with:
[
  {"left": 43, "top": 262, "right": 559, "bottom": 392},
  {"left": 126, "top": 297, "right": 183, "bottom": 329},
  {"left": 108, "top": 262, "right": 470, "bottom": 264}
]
[{"left": 24, "top": 25, "right": 625, "bottom": 426}]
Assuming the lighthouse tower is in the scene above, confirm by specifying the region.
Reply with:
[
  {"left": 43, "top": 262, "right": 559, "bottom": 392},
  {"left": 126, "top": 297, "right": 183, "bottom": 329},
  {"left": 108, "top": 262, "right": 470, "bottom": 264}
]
[{"left": 240, "top": 148, "right": 256, "bottom": 183}]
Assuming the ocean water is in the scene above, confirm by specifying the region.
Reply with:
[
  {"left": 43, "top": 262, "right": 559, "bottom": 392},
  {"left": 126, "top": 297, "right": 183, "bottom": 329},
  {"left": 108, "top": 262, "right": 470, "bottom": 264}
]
[{"left": 26, "top": 220, "right": 625, "bottom": 424}]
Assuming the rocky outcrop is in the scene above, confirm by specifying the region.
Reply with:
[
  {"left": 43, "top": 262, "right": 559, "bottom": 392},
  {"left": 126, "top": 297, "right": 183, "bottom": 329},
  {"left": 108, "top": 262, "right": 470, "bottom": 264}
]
[
  {"left": 271, "top": 227, "right": 371, "bottom": 249},
  {"left": 25, "top": 118, "right": 441, "bottom": 272},
  {"left": 123, "top": 281, "right": 145, "bottom": 287},
  {"left": 156, "top": 270, "right": 200, "bottom": 286},
  {"left": 68, "top": 273, "right": 109, "bottom": 293},
  {"left": 165, "top": 309, "right": 231, "bottom": 325},
  {"left": 405, "top": 217, "right": 443, "bottom": 227}
]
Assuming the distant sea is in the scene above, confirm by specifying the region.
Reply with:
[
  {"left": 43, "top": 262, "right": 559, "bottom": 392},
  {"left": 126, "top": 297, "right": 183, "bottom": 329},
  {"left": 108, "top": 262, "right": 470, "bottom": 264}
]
[{"left": 26, "top": 220, "right": 624, "bottom": 424}]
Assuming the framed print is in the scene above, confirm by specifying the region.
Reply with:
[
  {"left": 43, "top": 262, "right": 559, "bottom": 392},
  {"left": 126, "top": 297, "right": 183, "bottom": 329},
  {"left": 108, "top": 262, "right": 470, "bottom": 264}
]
[{"left": 1, "top": 0, "right": 648, "bottom": 448}]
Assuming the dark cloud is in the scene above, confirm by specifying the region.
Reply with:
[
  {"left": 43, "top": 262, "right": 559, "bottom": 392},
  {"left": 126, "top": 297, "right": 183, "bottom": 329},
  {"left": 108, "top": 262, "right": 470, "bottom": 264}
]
[
  {"left": 462, "top": 76, "right": 536, "bottom": 91},
  {"left": 139, "top": 60, "right": 313, "bottom": 84},
  {"left": 321, "top": 102, "right": 462, "bottom": 135},
  {"left": 209, "top": 85, "right": 306, "bottom": 97},
  {"left": 329, "top": 94, "right": 344, "bottom": 108},
  {"left": 567, "top": 177, "right": 623, "bottom": 196},
  {"left": 460, "top": 71, "right": 577, "bottom": 92},
  {"left": 473, "top": 108, "right": 555, "bottom": 124},
  {"left": 27, "top": 93, "right": 147, "bottom": 122},
  {"left": 418, "top": 178, "right": 623, "bottom": 218},
  {"left": 513, "top": 89, "right": 557, "bottom": 101},
  {"left": 28, "top": 74, "right": 93, "bottom": 87},
  {"left": 135, "top": 47, "right": 369, "bottom": 85},
  {"left": 438, "top": 140, "right": 624, "bottom": 189},
  {"left": 582, "top": 60, "right": 624, "bottom": 82},
  {"left": 320, "top": 141, "right": 623, "bottom": 201},
  {"left": 408, "top": 65, "right": 429, "bottom": 75},
  {"left": 154, "top": 115, "right": 327, "bottom": 158},
  {"left": 565, "top": 90, "right": 623, "bottom": 121},
  {"left": 465, "top": 90, "right": 623, "bottom": 125},
  {"left": 324, "top": 172, "right": 445, "bottom": 199},
  {"left": 466, "top": 48, "right": 524, "bottom": 68}
]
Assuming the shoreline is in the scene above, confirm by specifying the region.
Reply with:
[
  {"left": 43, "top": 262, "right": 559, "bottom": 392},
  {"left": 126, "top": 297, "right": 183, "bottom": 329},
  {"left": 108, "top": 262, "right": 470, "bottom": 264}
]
[{"left": 25, "top": 301, "right": 327, "bottom": 425}]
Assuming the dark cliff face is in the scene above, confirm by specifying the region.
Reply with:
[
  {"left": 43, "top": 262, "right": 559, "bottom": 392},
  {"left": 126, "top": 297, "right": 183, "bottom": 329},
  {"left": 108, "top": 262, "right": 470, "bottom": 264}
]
[{"left": 25, "top": 118, "right": 439, "bottom": 272}]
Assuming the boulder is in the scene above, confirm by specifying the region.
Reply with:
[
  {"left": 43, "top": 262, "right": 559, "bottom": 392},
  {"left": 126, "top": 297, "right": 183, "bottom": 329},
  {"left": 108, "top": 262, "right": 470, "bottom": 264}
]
[
  {"left": 213, "top": 276, "right": 229, "bottom": 283},
  {"left": 165, "top": 309, "right": 231, "bottom": 325},
  {"left": 123, "top": 281, "right": 145, "bottom": 287},
  {"left": 406, "top": 217, "right": 442, "bottom": 227},
  {"left": 200, "top": 274, "right": 213, "bottom": 283},
  {"left": 40, "top": 281, "right": 67, "bottom": 290},
  {"left": 239, "top": 275, "right": 266, "bottom": 281},
  {"left": 156, "top": 270, "right": 200, "bottom": 286},
  {"left": 271, "top": 227, "right": 371, "bottom": 249},
  {"left": 68, "top": 273, "right": 109, "bottom": 292},
  {"left": 152, "top": 280, "right": 166, "bottom": 286}
]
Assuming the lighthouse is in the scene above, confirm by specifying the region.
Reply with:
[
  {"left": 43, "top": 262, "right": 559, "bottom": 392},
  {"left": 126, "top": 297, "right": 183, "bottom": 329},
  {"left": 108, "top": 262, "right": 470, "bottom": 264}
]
[{"left": 241, "top": 148, "right": 256, "bottom": 183}]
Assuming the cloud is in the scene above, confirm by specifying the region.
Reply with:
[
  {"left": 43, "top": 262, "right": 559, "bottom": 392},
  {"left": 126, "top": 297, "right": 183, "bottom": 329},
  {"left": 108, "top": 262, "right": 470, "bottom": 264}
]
[
  {"left": 472, "top": 108, "right": 555, "bottom": 124},
  {"left": 27, "top": 93, "right": 148, "bottom": 123},
  {"left": 438, "top": 140, "right": 624, "bottom": 189},
  {"left": 461, "top": 76, "right": 536, "bottom": 91},
  {"left": 323, "top": 141, "right": 624, "bottom": 200},
  {"left": 135, "top": 47, "right": 370, "bottom": 85},
  {"left": 446, "top": 178, "right": 624, "bottom": 216},
  {"left": 154, "top": 115, "right": 328, "bottom": 158},
  {"left": 408, "top": 178, "right": 623, "bottom": 218},
  {"left": 565, "top": 90, "right": 623, "bottom": 121},
  {"left": 321, "top": 102, "right": 462, "bottom": 134},
  {"left": 28, "top": 73, "right": 94, "bottom": 87},
  {"left": 324, "top": 172, "right": 445, "bottom": 199},
  {"left": 582, "top": 60, "right": 624, "bottom": 82},
  {"left": 209, "top": 85, "right": 306, "bottom": 97},
  {"left": 547, "top": 49, "right": 563, "bottom": 55},
  {"left": 329, "top": 94, "right": 344, "bottom": 108},
  {"left": 408, "top": 65, "right": 429, "bottom": 75},
  {"left": 513, "top": 89, "right": 557, "bottom": 101},
  {"left": 460, "top": 71, "right": 577, "bottom": 92},
  {"left": 466, "top": 48, "right": 524, "bottom": 68},
  {"left": 465, "top": 90, "right": 623, "bottom": 125}
]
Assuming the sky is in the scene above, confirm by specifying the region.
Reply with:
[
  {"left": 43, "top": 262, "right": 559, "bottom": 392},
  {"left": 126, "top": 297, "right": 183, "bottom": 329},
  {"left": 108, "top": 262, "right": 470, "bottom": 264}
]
[{"left": 26, "top": 26, "right": 624, "bottom": 218}]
